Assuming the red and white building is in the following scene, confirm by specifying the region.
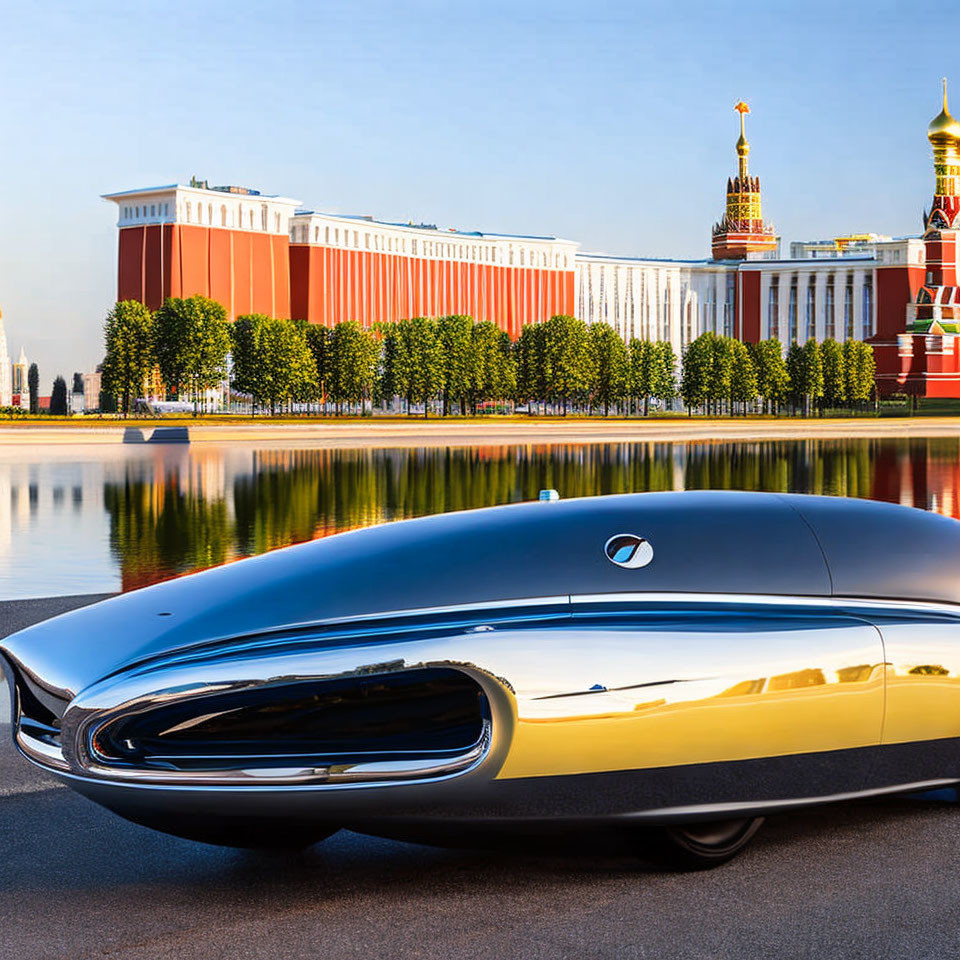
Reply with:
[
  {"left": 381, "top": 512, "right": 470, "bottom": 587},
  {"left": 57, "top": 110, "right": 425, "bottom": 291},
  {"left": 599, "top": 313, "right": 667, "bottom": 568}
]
[{"left": 103, "top": 86, "right": 960, "bottom": 397}]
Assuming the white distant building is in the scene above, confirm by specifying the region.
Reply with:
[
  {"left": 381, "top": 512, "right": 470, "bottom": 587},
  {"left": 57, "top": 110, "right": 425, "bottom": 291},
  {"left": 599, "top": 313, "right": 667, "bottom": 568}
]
[
  {"left": 0, "top": 308, "right": 30, "bottom": 410},
  {"left": 12, "top": 347, "right": 28, "bottom": 408},
  {"left": 83, "top": 371, "right": 102, "bottom": 411}
]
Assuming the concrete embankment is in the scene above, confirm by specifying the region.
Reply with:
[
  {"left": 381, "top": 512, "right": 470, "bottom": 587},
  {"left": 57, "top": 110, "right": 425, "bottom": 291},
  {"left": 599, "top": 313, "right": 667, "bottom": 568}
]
[{"left": 1, "top": 416, "right": 960, "bottom": 447}]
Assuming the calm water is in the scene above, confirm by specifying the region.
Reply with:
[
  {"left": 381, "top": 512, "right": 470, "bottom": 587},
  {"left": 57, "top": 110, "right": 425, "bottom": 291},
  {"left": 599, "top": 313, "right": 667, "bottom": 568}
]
[{"left": 0, "top": 438, "right": 958, "bottom": 599}]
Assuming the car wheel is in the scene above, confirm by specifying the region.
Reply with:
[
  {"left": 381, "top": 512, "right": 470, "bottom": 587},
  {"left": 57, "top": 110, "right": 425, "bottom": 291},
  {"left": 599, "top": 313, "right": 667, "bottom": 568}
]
[{"left": 649, "top": 817, "right": 764, "bottom": 870}]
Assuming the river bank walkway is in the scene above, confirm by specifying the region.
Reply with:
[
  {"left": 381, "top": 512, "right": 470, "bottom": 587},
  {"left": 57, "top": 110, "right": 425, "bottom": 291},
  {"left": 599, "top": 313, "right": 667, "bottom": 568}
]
[{"left": 0, "top": 415, "right": 959, "bottom": 447}]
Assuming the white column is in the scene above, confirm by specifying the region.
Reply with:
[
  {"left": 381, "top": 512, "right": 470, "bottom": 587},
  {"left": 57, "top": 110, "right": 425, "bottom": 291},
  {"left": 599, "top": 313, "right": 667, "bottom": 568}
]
[
  {"left": 852, "top": 269, "right": 866, "bottom": 341},
  {"left": 759, "top": 272, "right": 771, "bottom": 340},
  {"left": 815, "top": 269, "right": 829, "bottom": 342},
  {"left": 778, "top": 271, "right": 789, "bottom": 351}
]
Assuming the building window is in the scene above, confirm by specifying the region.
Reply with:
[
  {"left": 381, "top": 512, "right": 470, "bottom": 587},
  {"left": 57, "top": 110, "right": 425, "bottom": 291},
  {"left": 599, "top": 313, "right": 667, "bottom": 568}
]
[
  {"left": 788, "top": 275, "right": 798, "bottom": 342},
  {"left": 220, "top": 205, "right": 227, "bottom": 227},
  {"left": 825, "top": 275, "right": 835, "bottom": 339},
  {"left": 844, "top": 277, "right": 854, "bottom": 339},
  {"left": 184, "top": 202, "right": 190, "bottom": 223},
  {"left": 862, "top": 278, "right": 873, "bottom": 338},
  {"left": 805, "top": 280, "right": 816, "bottom": 340},
  {"left": 768, "top": 276, "right": 780, "bottom": 339}
]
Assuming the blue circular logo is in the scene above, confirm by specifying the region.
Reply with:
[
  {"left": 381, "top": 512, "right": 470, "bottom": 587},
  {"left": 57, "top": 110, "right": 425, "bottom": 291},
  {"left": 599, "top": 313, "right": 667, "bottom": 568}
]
[{"left": 604, "top": 534, "right": 654, "bottom": 569}]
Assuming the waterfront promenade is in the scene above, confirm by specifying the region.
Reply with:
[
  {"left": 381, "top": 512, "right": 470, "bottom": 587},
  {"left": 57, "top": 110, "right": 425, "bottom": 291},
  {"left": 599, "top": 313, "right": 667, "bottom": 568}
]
[{"left": 2, "top": 416, "right": 960, "bottom": 447}]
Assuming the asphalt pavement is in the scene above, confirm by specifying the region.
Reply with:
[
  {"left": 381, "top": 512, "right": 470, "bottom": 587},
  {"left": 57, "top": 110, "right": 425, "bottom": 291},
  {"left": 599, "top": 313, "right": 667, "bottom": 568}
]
[{"left": 2, "top": 596, "right": 960, "bottom": 959}]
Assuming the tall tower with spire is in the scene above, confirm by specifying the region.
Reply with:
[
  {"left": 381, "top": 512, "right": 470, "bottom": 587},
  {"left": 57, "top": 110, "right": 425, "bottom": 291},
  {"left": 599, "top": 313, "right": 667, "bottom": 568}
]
[
  {"left": 0, "top": 309, "right": 11, "bottom": 408},
  {"left": 923, "top": 78, "right": 960, "bottom": 232},
  {"left": 711, "top": 102, "right": 779, "bottom": 260}
]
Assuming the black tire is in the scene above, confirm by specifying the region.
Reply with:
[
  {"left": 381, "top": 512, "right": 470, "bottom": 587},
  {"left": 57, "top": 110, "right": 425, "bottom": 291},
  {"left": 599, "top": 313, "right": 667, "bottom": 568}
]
[{"left": 648, "top": 817, "right": 764, "bottom": 870}]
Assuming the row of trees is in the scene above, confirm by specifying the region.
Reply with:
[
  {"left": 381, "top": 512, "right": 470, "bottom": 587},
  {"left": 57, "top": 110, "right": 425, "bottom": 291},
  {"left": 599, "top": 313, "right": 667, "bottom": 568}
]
[
  {"left": 679, "top": 333, "right": 876, "bottom": 415},
  {"left": 99, "top": 295, "right": 875, "bottom": 417}
]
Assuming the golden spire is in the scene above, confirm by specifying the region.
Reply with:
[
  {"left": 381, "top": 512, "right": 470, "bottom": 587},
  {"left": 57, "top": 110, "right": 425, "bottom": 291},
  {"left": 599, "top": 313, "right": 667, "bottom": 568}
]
[
  {"left": 734, "top": 101, "right": 750, "bottom": 178},
  {"left": 928, "top": 78, "right": 960, "bottom": 145}
]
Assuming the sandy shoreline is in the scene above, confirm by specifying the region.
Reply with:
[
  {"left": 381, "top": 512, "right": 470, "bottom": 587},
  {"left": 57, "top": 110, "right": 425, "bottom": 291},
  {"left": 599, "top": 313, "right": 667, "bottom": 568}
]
[{"left": 0, "top": 416, "right": 958, "bottom": 447}]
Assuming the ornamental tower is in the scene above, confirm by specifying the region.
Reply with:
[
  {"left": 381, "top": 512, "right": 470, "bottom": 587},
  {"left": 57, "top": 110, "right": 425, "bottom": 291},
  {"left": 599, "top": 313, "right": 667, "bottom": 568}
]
[
  {"left": 924, "top": 78, "right": 960, "bottom": 232},
  {"left": 908, "top": 79, "right": 960, "bottom": 334},
  {"left": 885, "top": 79, "right": 960, "bottom": 399},
  {"left": 711, "top": 102, "right": 778, "bottom": 260}
]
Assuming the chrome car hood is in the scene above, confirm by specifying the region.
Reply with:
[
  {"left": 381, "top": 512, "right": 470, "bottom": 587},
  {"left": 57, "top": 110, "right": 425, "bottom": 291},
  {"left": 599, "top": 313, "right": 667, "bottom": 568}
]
[{"left": 2, "top": 490, "right": 958, "bottom": 705}]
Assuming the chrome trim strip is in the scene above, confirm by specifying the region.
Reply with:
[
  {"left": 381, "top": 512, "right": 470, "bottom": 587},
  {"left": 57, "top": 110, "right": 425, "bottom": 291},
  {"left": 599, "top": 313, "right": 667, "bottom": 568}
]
[
  {"left": 16, "top": 728, "right": 69, "bottom": 772},
  {"left": 616, "top": 778, "right": 960, "bottom": 823},
  {"left": 570, "top": 592, "right": 960, "bottom": 616}
]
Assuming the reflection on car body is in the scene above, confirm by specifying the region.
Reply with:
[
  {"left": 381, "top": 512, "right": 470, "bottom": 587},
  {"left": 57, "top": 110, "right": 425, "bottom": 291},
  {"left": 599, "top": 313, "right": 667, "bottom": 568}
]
[{"left": 4, "top": 490, "right": 960, "bottom": 868}]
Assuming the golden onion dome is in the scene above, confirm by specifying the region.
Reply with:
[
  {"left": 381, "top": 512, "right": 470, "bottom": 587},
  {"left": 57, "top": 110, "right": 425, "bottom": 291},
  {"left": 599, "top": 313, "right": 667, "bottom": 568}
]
[{"left": 928, "top": 79, "right": 960, "bottom": 144}]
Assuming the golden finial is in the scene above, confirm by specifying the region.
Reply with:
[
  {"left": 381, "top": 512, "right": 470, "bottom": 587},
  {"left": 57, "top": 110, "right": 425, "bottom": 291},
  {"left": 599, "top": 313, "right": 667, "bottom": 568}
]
[
  {"left": 734, "top": 101, "right": 750, "bottom": 177},
  {"left": 928, "top": 78, "right": 960, "bottom": 145}
]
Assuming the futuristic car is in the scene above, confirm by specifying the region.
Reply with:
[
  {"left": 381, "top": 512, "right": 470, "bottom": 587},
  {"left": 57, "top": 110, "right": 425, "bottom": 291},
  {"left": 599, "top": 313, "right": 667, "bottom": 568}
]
[{"left": 4, "top": 490, "right": 960, "bottom": 869}]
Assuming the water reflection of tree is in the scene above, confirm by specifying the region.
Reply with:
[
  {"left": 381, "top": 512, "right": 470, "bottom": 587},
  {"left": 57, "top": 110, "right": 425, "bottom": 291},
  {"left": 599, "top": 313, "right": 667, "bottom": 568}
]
[
  {"left": 683, "top": 441, "right": 876, "bottom": 499},
  {"left": 104, "top": 474, "right": 232, "bottom": 591},
  {"left": 103, "top": 438, "right": 960, "bottom": 591}
]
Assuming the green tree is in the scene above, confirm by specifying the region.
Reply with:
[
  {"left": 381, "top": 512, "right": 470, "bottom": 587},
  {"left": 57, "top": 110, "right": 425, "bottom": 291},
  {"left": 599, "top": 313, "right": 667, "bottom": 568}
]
[
  {"left": 232, "top": 315, "right": 317, "bottom": 415},
  {"left": 787, "top": 339, "right": 824, "bottom": 415},
  {"left": 305, "top": 323, "right": 330, "bottom": 410},
  {"left": 680, "top": 334, "right": 712, "bottom": 412},
  {"left": 153, "top": 295, "right": 230, "bottom": 413},
  {"left": 706, "top": 334, "right": 734, "bottom": 414},
  {"left": 514, "top": 323, "right": 546, "bottom": 413},
  {"left": 468, "top": 321, "right": 516, "bottom": 412},
  {"left": 651, "top": 341, "right": 677, "bottom": 409},
  {"left": 844, "top": 339, "right": 876, "bottom": 408},
  {"left": 749, "top": 339, "right": 790, "bottom": 414},
  {"left": 327, "top": 320, "right": 378, "bottom": 414},
  {"left": 27, "top": 363, "right": 38, "bottom": 414},
  {"left": 230, "top": 313, "right": 265, "bottom": 413},
  {"left": 382, "top": 318, "right": 445, "bottom": 417},
  {"left": 437, "top": 315, "right": 473, "bottom": 415},
  {"left": 72, "top": 372, "right": 84, "bottom": 394},
  {"left": 588, "top": 322, "right": 628, "bottom": 415},
  {"left": 628, "top": 339, "right": 651, "bottom": 415},
  {"left": 820, "top": 338, "right": 847, "bottom": 409},
  {"left": 50, "top": 376, "right": 68, "bottom": 415},
  {"left": 729, "top": 340, "right": 758, "bottom": 413},
  {"left": 541, "top": 314, "right": 592, "bottom": 414},
  {"left": 101, "top": 300, "right": 154, "bottom": 416}
]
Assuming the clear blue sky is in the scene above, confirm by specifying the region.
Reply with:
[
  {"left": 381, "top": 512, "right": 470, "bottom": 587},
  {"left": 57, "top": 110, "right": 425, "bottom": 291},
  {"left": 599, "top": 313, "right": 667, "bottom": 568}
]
[{"left": 0, "top": 0, "right": 953, "bottom": 382}]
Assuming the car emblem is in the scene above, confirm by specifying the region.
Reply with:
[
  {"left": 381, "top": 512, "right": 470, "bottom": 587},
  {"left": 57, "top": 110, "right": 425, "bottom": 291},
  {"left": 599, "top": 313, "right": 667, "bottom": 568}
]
[{"left": 604, "top": 534, "right": 654, "bottom": 569}]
